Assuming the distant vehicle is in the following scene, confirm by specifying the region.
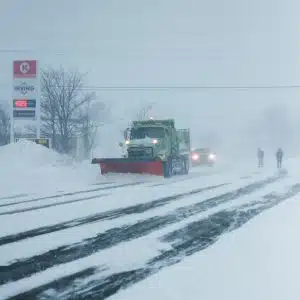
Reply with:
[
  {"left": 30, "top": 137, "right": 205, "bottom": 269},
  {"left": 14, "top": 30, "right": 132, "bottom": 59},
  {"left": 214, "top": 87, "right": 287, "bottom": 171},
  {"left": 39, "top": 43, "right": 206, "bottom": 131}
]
[{"left": 190, "top": 148, "right": 216, "bottom": 166}]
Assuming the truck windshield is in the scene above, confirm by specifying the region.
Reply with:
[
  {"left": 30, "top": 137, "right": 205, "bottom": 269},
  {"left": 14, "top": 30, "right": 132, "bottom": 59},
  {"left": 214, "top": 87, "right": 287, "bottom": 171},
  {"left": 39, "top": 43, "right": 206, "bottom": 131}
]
[{"left": 130, "top": 127, "right": 165, "bottom": 139}]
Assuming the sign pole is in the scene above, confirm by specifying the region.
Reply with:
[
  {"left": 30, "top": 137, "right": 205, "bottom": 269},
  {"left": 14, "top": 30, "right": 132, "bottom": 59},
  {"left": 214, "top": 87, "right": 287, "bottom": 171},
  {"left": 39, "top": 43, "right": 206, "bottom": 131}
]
[
  {"left": 10, "top": 61, "right": 14, "bottom": 143},
  {"left": 36, "top": 60, "right": 40, "bottom": 139},
  {"left": 10, "top": 112, "right": 14, "bottom": 143}
]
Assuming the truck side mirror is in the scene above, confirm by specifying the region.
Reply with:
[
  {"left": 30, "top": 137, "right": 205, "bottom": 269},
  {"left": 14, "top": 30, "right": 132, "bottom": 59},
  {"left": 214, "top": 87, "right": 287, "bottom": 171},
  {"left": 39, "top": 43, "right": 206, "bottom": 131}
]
[
  {"left": 124, "top": 128, "right": 130, "bottom": 139},
  {"left": 119, "top": 142, "right": 124, "bottom": 147}
]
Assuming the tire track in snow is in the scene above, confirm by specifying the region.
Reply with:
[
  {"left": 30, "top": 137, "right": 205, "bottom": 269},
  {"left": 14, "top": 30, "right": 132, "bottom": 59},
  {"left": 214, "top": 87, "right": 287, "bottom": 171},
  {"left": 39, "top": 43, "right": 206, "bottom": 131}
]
[
  {"left": 0, "top": 173, "right": 284, "bottom": 285},
  {"left": 0, "top": 194, "right": 28, "bottom": 201},
  {"left": 7, "top": 267, "right": 100, "bottom": 300},
  {"left": 0, "top": 183, "right": 227, "bottom": 246},
  {"left": 149, "top": 171, "right": 254, "bottom": 187},
  {"left": 0, "top": 183, "right": 114, "bottom": 205},
  {"left": 149, "top": 171, "right": 219, "bottom": 186},
  {"left": 0, "top": 182, "right": 145, "bottom": 209},
  {"left": 0, "top": 193, "right": 111, "bottom": 216},
  {"left": 0, "top": 183, "right": 228, "bottom": 285},
  {"left": 19, "top": 182, "right": 300, "bottom": 300},
  {"left": 0, "top": 170, "right": 223, "bottom": 212}
]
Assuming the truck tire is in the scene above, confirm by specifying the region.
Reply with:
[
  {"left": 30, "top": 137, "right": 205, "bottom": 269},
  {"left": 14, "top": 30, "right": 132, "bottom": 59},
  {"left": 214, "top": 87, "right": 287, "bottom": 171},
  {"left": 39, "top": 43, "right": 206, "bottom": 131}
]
[
  {"left": 182, "top": 157, "right": 189, "bottom": 174},
  {"left": 163, "top": 158, "right": 173, "bottom": 178}
]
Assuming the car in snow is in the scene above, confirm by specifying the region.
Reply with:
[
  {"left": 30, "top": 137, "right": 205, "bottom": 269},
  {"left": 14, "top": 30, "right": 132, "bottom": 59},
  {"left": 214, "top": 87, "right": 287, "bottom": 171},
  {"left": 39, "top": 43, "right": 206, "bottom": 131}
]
[{"left": 190, "top": 148, "right": 216, "bottom": 167}]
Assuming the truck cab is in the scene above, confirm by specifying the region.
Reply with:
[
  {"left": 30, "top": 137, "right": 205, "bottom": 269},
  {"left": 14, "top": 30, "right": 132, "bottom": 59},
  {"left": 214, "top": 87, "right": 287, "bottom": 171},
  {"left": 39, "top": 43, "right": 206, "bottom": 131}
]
[{"left": 126, "top": 124, "right": 174, "bottom": 161}]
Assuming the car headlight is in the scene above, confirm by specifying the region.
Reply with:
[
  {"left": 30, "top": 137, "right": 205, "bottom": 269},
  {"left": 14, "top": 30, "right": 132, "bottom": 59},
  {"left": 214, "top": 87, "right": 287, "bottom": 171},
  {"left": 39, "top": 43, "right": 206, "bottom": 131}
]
[{"left": 209, "top": 153, "right": 216, "bottom": 160}]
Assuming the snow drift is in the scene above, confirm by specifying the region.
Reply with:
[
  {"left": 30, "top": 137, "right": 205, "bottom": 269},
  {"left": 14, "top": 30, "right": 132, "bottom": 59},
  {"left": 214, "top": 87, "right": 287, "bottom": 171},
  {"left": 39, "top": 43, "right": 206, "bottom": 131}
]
[
  {"left": 0, "top": 139, "right": 72, "bottom": 168},
  {"left": 0, "top": 140, "right": 100, "bottom": 194}
]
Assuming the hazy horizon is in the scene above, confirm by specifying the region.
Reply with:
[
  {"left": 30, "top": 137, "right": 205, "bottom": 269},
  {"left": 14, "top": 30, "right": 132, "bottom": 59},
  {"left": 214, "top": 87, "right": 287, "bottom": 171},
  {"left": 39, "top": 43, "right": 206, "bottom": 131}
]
[{"left": 1, "top": 0, "right": 300, "bottom": 161}]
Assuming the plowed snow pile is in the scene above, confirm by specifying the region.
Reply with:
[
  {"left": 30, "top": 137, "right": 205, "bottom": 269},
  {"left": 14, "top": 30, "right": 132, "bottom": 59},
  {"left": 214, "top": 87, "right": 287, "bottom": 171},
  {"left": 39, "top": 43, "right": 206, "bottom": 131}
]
[
  {"left": 0, "top": 140, "right": 100, "bottom": 194},
  {"left": 0, "top": 139, "right": 71, "bottom": 168}
]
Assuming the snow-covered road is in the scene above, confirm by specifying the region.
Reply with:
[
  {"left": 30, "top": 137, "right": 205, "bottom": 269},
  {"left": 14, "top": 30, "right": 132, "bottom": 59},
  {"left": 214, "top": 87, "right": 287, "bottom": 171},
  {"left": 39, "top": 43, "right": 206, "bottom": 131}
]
[{"left": 1, "top": 141, "right": 300, "bottom": 300}]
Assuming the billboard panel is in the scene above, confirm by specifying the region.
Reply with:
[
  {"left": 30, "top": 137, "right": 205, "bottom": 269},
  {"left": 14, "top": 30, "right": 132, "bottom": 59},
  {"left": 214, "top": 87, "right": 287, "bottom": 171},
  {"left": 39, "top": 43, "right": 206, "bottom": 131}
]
[
  {"left": 13, "top": 60, "right": 37, "bottom": 78},
  {"left": 13, "top": 78, "right": 37, "bottom": 98},
  {"left": 13, "top": 99, "right": 36, "bottom": 109},
  {"left": 13, "top": 109, "right": 36, "bottom": 119}
]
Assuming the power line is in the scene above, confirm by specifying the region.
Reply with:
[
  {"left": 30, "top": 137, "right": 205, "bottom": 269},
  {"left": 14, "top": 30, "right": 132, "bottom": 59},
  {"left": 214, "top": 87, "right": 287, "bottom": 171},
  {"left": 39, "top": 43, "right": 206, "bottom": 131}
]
[
  {"left": 16, "top": 84, "right": 300, "bottom": 91},
  {"left": 0, "top": 49, "right": 33, "bottom": 53},
  {"left": 1, "top": 83, "right": 300, "bottom": 91},
  {"left": 0, "top": 49, "right": 65, "bottom": 54},
  {"left": 71, "top": 85, "right": 300, "bottom": 91}
]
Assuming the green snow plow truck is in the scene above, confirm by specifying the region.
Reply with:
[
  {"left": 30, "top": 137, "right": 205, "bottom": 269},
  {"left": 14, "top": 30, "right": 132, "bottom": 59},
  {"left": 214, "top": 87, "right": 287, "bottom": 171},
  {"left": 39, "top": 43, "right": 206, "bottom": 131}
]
[{"left": 91, "top": 118, "right": 191, "bottom": 178}]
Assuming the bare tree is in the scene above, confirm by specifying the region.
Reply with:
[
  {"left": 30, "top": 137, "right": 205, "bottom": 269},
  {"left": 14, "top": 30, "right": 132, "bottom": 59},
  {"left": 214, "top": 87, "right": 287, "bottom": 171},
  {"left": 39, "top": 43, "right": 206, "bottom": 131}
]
[
  {"left": 40, "top": 66, "right": 95, "bottom": 154},
  {"left": 78, "top": 100, "right": 109, "bottom": 158},
  {"left": 0, "top": 104, "right": 10, "bottom": 145}
]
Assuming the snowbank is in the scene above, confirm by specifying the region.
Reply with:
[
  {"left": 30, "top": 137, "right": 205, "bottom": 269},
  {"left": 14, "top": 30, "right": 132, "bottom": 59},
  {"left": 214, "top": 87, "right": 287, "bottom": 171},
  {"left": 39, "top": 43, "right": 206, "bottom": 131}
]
[
  {"left": 0, "top": 140, "right": 100, "bottom": 194},
  {"left": 109, "top": 158, "right": 300, "bottom": 300},
  {"left": 0, "top": 139, "right": 72, "bottom": 168}
]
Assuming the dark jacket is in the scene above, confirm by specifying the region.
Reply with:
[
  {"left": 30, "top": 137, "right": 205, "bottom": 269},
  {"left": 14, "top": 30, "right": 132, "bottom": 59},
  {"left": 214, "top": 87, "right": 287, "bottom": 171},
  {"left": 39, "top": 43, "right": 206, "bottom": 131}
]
[
  {"left": 257, "top": 149, "right": 264, "bottom": 158},
  {"left": 276, "top": 149, "right": 283, "bottom": 159}
]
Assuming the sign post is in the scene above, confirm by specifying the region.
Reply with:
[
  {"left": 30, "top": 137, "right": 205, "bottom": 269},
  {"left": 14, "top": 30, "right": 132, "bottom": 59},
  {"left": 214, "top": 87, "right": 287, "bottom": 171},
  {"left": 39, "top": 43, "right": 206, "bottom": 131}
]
[{"left": 12, "top": 60, "right": 40, "bottom": 142}]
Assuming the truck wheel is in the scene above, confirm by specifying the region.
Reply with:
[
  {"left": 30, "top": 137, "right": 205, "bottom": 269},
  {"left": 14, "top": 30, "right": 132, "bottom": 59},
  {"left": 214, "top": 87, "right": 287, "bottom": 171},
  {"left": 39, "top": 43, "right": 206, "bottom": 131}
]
[
  {"left": 182, "top": 157, "right": 189, "bottom": 174},
  {"left": 163, "top": 158, "right": 173, "bottom": 178}
]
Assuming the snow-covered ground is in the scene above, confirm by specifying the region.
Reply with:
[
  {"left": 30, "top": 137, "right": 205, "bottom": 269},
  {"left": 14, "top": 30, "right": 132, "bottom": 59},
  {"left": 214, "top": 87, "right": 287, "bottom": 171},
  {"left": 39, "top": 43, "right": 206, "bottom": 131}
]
[
  {"left": 108, "top": 161, "right": 300, "bottom": 300},
  {"left": 0, "top": 140, "right": 299, "bottom": 299},
  {"left": 109, "top": 182, "right": 300, "bottom": 300}
]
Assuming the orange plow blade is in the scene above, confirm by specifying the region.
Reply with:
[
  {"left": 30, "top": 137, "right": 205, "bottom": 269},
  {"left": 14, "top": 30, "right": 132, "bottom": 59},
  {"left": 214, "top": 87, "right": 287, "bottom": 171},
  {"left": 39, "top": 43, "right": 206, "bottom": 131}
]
[{"left": 91, "top": 158, "right": 164, "bottom": 176}]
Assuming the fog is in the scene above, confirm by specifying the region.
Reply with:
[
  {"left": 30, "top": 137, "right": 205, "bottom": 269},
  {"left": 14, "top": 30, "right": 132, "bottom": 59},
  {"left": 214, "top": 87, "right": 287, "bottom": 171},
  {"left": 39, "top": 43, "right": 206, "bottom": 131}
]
[{"left": 1, "top": 0, "right": 300, "bottom": 164}]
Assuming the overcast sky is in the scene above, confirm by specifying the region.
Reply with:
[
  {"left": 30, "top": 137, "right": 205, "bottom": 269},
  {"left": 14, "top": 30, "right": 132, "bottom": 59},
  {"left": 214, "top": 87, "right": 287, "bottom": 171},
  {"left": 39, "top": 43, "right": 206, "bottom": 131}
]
[{"left": 1, "top": 0, "right": 300, "bottom": 158}]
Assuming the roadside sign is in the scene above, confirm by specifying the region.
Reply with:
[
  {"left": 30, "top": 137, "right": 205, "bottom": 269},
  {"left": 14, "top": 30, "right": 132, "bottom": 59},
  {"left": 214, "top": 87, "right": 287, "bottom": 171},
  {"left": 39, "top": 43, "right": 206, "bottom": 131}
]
[
  {"left": 13, "top": 60, "right": 37, "bottom": 78},
  {"left": 13, "top": 99, "right": 36, "bottom": 109},
  {"left": 11, "top": 60, "right": 40, "bottom": 141},
  {"left": 13, "top": 79, "right": 37, "bottom": 98},
  {"left": 13, "top": 110, "right": 36, "bottom": 119}
]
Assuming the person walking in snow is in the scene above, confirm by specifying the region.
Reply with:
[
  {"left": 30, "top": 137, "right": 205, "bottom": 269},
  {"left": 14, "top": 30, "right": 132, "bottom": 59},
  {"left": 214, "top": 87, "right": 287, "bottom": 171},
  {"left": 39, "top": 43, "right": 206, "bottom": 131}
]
[
  {"left": 257, "top": 148, "right": 264, "bottom": 168},
  {"left": 276, "top": 148, "right": 283, "bottom": 168}
]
